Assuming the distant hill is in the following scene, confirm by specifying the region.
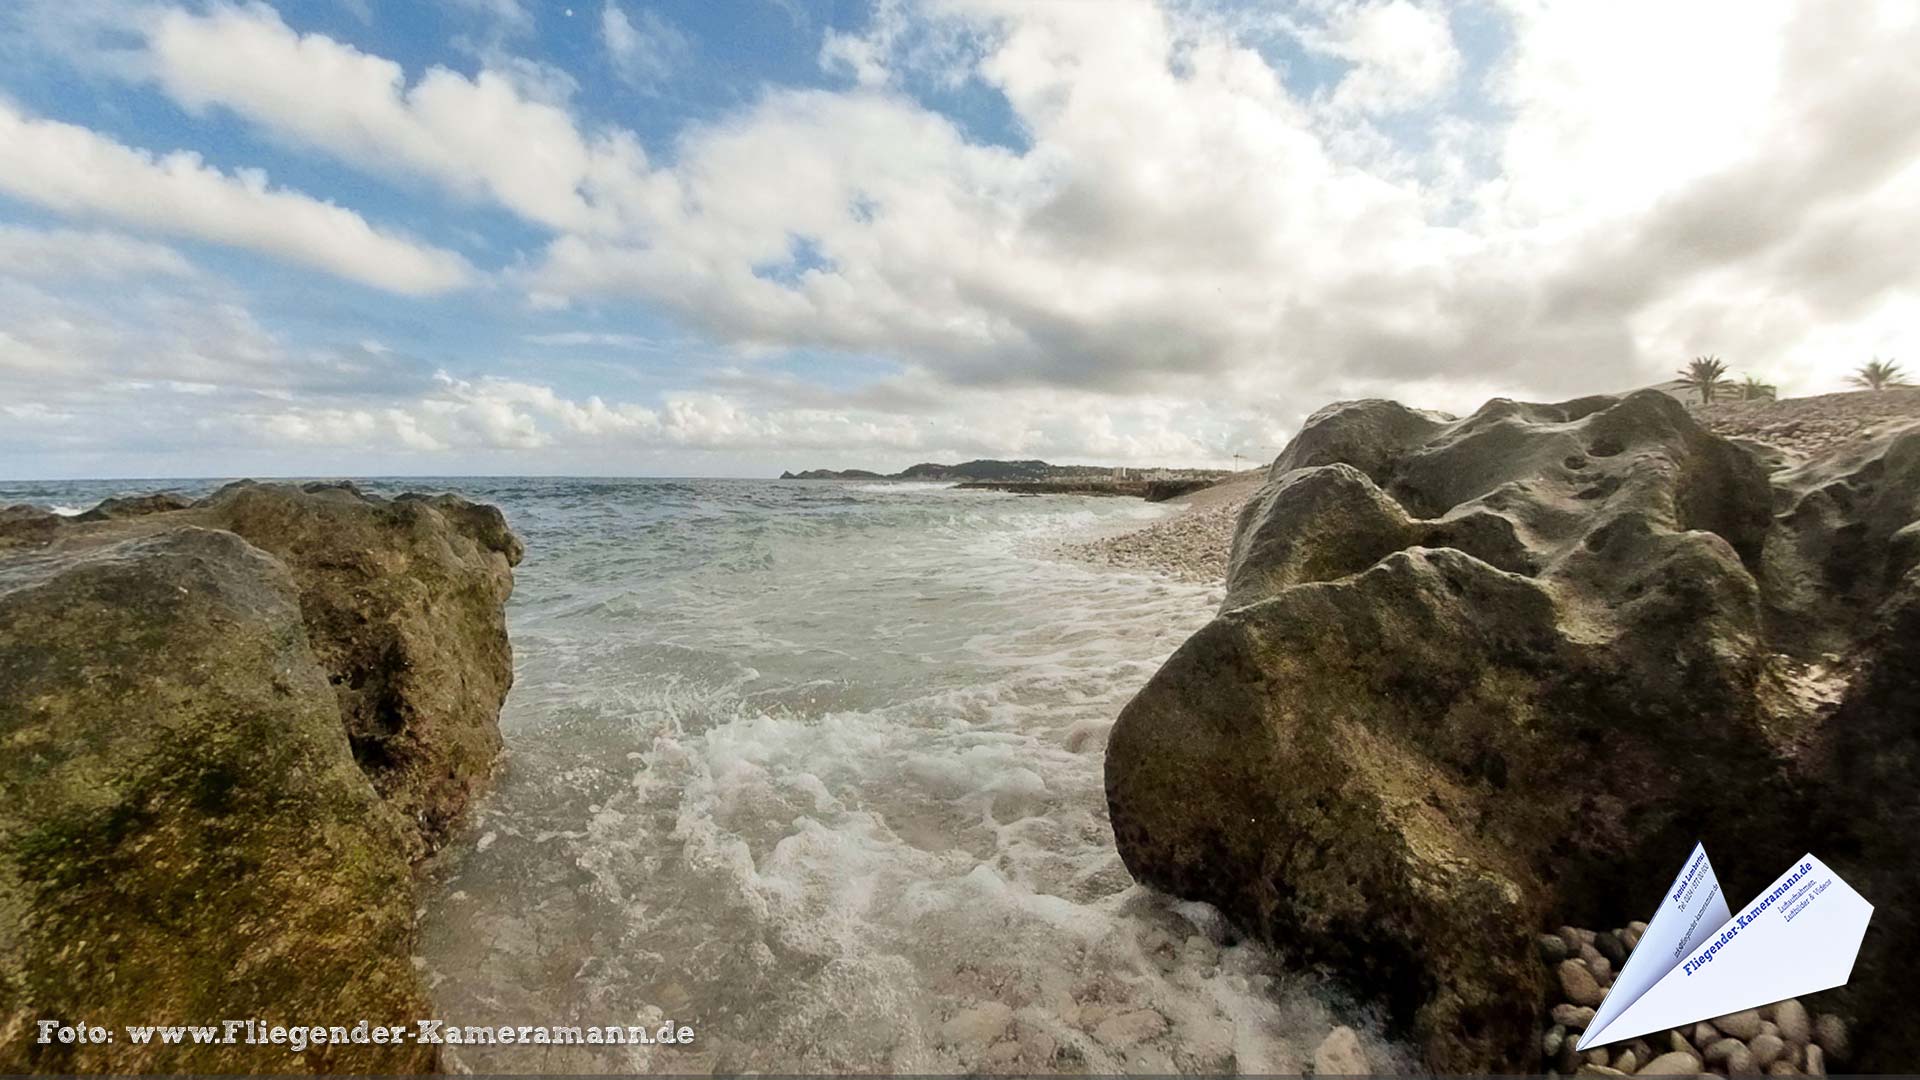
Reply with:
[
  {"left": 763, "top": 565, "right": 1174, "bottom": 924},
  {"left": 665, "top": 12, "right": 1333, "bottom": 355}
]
[{"left": 780, "top": 459, "right": 1116, "bottom": 482}]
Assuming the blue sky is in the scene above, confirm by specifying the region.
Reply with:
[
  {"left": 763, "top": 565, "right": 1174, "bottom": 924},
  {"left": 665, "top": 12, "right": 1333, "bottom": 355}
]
[{"left": 1, "top": 0, "right": 1915, "bottom": 479}]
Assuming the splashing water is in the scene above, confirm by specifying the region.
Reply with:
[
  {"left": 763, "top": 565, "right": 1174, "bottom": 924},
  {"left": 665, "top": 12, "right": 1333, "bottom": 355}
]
[{"left": 2, "top": 476, "right": 1406, "bottom": 1073}]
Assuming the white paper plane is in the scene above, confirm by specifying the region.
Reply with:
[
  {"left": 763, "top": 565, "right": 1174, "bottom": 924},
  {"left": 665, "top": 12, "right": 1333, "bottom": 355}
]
[{"left": 1578, "top": 845, "right": 1872, "bottom": 1049}]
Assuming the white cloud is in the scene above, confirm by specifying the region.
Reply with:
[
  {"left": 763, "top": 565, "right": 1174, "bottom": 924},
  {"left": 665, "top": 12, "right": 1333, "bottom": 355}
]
[
  {"left": 1321, "top": 0, "right": 1461, "bottom": 113},
  {"left": 9, "top": 0, "right": 1920, "bottom": 477},
  {"left": 601, "top": 2, "right": 690, "bottom": 90},
  {"left": 0, "top": 101, "right": 472, "bottom": 294},
  {"left": 144, "top": 3, "right": 654, "bottom": 233},
  {"left": 0, "top": 224, "right": 198, "bottom": 280}
]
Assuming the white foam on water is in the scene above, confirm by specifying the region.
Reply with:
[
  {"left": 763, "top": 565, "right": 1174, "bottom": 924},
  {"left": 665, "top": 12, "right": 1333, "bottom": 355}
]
[
  {"left": 48, "top": 504, "right": 84, "bottom": 516},
  {"left": 417, "top": 481, "right": 1410, "bottom": 1074}
]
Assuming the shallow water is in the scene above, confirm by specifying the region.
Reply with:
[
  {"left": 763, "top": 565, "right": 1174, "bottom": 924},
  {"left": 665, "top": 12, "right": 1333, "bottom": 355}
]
[{"left": 2, "top": 477, "right": 1403, "bottom": 1074}]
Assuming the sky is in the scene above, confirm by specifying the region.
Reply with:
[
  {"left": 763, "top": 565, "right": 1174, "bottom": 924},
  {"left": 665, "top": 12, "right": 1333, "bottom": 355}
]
[{"left": 1, "top": 0, "right": 1916, "bottom": 479}]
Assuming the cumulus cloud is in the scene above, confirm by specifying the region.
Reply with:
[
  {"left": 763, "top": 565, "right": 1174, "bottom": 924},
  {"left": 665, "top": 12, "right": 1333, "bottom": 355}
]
[
  {"left": 0, "top": 101, "right": 473, "bottom": 294},
  {"left": 8, "top": 0, "right": 1920, "bottom": 475}
]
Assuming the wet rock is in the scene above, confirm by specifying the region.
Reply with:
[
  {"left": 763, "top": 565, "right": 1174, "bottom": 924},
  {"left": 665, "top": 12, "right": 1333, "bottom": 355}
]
[
  {"left": 1770, "top": 999, "right": 1811, "bottom": 1045},
  {"left": 72, "top": 491, "right": 191, "bottom": 521},
  {"left": 1311, "top": 1025, "right": 1368, "bottom": 1075},
  {"left": 1559, "top": 960, "right": 1605, "bottom": 1007},
  {"left": 1812, "top": 1014, "right": 1848, "bottom": 1062},
  {"left": 0, "top": 530, "right": 436, "bottom": 1072},
  {"left": 1109, "top": 392, "right": 1920, "bottom": 1070},
  {"left": 1715, "top": 1010, "right": 1764, "bottom": 1041},
  {"left": 0, "top": 484, "right": 522, "bottom": 1074},
  {"left": 0, "top": 504, "right": 63, "bottom": 547},
  {"left": 1594, "top": 931, "right": 1627, "bottom": 967},
  {"left": 1539, "top": 933, "right": 1571, "bottom": 964},
  {"left": 1638, "top": 1049, "right": 1705, "bottom": 1075}
]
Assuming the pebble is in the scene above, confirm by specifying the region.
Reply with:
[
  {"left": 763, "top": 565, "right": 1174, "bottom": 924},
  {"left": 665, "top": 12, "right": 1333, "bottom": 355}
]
[
  {"left": 1628, "top": 1038, "right": 1655, "bottom": 1064},
  {"left": 1558, "top": 960, "right": 1604, "bottom": 1007},
  {"left": 1715, "top": 1009, "right": 1765, "bottom": 1041},
  {"left": 1639, "top": 1049, "right": 1705, "bottom": 1075},
  {"left": 1692, "top": 1022, "right": 1722, "bottom": 1049},
  {"left": 1758, "top": 1021, "right": 1779, "bottom": 1039},
  {"left": 941, "top": 1002, "right": 1014, "bottom": 1048},
  {"left": 1312, "top": 1025, "right": 1369, "bottom": 1075},
  {"left": 1540, "top": 933, "right": 1571, "bottom": 964},
  {"left": 1092, "top": 1008, "right": 1167, "bottom": 1049},
  {"left": 1594, "top": 931, "right": 1627, "bottom": 966},
  {"left": 1803, "top": 1043, "right": 1825, "bottom": 1077},
  {"left": 1620, "top": 925, "right": 1642, "bottom": 951},
  {"left": 1670, "top": 1030, "right": 1694, "bottom": 1055},
  {"left": 1584, "top": 1048, "right": 1609, "bottom": 1066},
  {"left": 1578, "top": 942, "right": 1612, "bottom": 982},
  {"left": 1704, "top": 1038, "right": 1745, "bottom": 1065},
  {"left": 1544, "top": 1025, "right": 1567, "bottom": 1057},
  {"left": 1767, "top": 1062, "right": 1800, "bottom": 1076},
  {"left": 1612, "top": 1048, "right": 1638, "bottom": 1073},
  {"left": 1812, "top": 1014, "right": 1848, "bottom": 1062},
  {"left": 1575, "top": 1066, "right": 1627, "bottom": 1077},
  {"left": 1771, "top": 999, "right": 1811, "bottom": 1044},
  {"left": 1551, "top": 1004, "right": 1595, "bottom": 1030},
  {"left": 1751, "top": 1033, "right": 1787, "bottom": 1069}
]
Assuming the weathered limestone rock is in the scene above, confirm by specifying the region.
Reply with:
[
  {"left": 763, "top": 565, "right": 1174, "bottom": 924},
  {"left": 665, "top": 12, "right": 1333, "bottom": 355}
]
[
  {"left": 0, "top": 482, "right": 521, "bottom": 1072},
  {"left": 1107, "top": 390, "right": 1920, "bottom": 1070}
]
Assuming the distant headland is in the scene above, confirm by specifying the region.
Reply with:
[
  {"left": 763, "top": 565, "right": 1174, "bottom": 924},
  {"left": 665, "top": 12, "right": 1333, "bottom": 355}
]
[{"left": 777, "top": 458, "right": 1232, "bottom": 500}]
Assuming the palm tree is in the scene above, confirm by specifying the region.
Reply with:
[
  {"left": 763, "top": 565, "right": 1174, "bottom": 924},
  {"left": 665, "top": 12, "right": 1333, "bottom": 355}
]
[
  {"left": 1677, "top": 355, "right": 1729, "bottom": 404},
  {"left": 1737, "top": 375, "right": 1777, "bottom": 402},
  {"left": 1851, "top": 358, "right": 1908, "bottom": 392}
]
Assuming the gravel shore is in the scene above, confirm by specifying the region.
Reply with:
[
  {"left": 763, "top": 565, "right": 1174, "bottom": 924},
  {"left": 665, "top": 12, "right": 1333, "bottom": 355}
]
[{"left": 1055, "top": 471, "right": 1263, "bottom": 583}]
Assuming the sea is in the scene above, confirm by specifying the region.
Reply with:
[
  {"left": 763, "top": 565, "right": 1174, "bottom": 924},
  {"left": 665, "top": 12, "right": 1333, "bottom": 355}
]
[{"left": 0, "top": 476, "right": 1402, "bottom": 1073}]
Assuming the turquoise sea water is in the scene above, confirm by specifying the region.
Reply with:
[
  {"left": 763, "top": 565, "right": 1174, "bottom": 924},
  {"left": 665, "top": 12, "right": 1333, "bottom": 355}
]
[{"left": 2, "top": 477, "right": 1403, "bottom": 1073}]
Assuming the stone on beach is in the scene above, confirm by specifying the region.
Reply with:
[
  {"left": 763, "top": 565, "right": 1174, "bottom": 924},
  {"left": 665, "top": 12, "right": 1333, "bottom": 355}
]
[
  {"left": 1639, "top": 1049, "right": 1706, "bottom": 1075},
  {"left": 1715, "top": 1010, "right": 1765, "bottom": 1041},
  {"left": 0, "top": 482, "right": 521, "bottom": 1073},
  {"left": 1104, "top": 388, "right": 1920, "bottom": 1071},
  {"left": 1558, "top": 961, "right": 1605, "bottom": 1007},
  {"left": 1311, "top": 1025, "right": 1369, "bottom": 1075}
]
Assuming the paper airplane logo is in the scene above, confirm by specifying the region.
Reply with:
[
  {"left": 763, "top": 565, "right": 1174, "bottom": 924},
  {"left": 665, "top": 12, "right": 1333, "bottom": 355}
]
[{"left": 1577, "top": 843, "right": 1873, "bottom": 1049}]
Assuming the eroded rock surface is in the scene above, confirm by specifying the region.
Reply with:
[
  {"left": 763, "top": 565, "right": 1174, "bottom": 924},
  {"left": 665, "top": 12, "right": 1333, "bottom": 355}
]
[
  {"left": 1107, "top": 390, "right": 1920, "bottom": 1071},
  {"left": 0, "top": 482, "right": 520, "bottom": 1072}
]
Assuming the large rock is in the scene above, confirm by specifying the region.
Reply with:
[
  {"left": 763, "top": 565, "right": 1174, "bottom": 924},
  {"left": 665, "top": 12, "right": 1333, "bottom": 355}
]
[
  {"left": 1108, "top": 391, "right": 1920, "bottom": 1070},
  {"left": 0, "top": 483, "right": 521, "bottom": 1072}
]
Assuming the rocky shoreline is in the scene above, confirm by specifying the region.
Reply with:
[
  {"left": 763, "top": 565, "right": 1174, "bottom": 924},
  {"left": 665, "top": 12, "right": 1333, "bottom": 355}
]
[
  {"left": 0, "top": 481, "right": 521, "bottom": 1073},
  {"left": 1068, "top": 389, "right": 1920, "bottom": 587},
  {"left": 1100, "top": 388, "right": 1920, "bottom": 1071}
]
